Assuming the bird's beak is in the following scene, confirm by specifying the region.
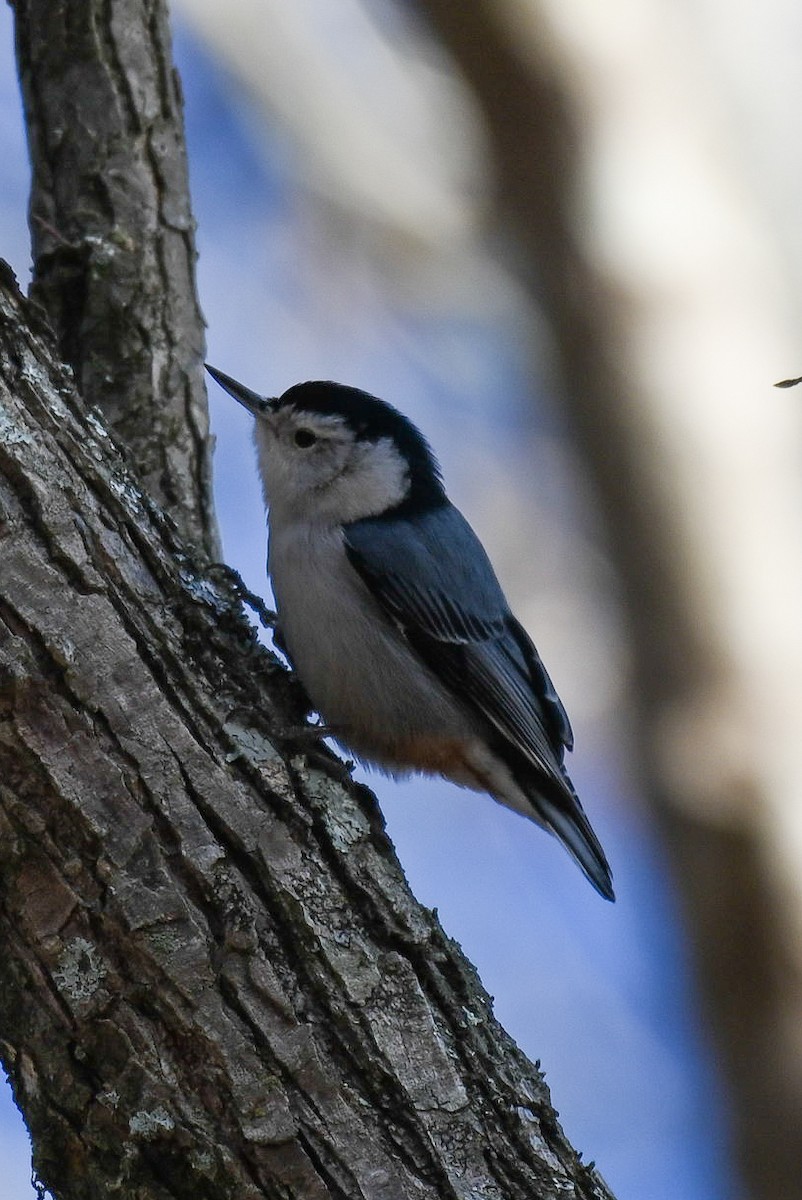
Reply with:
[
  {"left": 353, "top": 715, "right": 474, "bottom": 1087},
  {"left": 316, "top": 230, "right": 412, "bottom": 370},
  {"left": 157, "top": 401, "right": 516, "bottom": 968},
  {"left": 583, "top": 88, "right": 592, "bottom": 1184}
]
[{"left": 205, "top": 364, "right": 276, "bottom": 416}]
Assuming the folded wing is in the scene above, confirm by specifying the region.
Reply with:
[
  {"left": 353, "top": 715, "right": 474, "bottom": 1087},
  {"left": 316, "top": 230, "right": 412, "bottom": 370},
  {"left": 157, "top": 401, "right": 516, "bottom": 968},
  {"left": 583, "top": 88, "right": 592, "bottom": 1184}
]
[{"left": 344, "top": 503, "right": 613, "bottom": 899}]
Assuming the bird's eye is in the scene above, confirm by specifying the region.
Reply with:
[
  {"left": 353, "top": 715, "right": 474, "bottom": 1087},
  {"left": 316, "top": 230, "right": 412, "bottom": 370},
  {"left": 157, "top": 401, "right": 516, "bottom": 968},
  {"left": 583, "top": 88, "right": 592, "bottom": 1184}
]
[{"left": 293, "top": 428, "right": 317, "bottom": 448}]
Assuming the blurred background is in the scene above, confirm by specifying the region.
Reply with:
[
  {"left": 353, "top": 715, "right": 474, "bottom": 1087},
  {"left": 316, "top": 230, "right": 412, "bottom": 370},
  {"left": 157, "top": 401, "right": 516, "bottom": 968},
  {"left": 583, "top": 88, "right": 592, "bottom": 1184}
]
[{"left": 4, "top": 2, "right": 802, "bottom": 1198}]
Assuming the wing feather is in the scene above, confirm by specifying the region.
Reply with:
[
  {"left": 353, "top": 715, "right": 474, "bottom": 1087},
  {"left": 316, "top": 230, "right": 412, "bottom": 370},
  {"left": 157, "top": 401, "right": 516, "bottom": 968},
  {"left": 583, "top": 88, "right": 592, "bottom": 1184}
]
[
  {"left": 340, "top": 501, "right": 609, "bottom": 897},
  {"left": 344, "top": 504, "right": 572, "bottom": 773},
  {"left": 344, "top": 503, "right": 613, "bottom": 900}
]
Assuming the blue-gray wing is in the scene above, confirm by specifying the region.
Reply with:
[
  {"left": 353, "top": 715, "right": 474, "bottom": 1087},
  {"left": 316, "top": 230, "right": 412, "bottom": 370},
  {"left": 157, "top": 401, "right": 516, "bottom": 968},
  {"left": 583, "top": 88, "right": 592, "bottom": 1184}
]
[
  {"left": 343, "top": 503, "right": 573, "bottom": 775},
  {"left": 345, "top": 503, "right": 614, "bottom": 900}
]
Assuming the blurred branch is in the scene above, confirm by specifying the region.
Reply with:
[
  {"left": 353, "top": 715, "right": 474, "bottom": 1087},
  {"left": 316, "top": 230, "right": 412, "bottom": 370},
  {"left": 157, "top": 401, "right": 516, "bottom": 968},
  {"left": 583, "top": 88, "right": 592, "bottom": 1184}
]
[
  {"left": 13, "top": 0, "right": 218, "bottom": 557},
  {"left": 416, "top": 3, "right": 802, "bottom": 1198}
]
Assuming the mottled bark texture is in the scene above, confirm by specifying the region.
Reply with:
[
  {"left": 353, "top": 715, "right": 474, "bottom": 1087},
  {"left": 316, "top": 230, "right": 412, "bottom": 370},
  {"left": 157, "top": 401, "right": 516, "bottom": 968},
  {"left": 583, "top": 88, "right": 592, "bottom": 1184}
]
[
  {"left": 13, "top": 0, "right": 218, "bottom": 558},
  {"left": 0, "top": 267, "right": 613, "bottom": 1199}
]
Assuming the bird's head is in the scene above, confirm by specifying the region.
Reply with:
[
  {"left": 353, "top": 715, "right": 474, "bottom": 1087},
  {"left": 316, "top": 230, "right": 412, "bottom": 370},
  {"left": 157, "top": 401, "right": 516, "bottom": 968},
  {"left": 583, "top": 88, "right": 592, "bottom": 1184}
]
[{"left": 206, "top": 366, "right": 444, "bottom": 525}]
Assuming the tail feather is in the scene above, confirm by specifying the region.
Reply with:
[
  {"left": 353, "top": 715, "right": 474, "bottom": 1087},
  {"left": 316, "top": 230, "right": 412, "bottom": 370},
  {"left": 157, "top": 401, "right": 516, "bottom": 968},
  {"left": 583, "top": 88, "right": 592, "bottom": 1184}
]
[
  {"left": 544, "top": 801, "right": 615, "bottom": 901},
  {"left": 522, "top": 764, "right": 615, "bottom": 901}
]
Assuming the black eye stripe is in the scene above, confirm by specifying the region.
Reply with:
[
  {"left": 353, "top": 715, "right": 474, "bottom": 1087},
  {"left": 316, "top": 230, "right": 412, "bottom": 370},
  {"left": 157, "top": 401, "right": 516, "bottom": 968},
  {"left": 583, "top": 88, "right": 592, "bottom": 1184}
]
[{"left": 294, "top": 428, "right": 317, "bottom": 448}]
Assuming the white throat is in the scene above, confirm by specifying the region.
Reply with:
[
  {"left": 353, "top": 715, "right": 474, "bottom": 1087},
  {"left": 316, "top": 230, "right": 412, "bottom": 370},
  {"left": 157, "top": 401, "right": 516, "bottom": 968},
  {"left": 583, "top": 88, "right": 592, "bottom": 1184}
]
[{"left": 254, "top": 420, "right": 410, "bottom": 527}]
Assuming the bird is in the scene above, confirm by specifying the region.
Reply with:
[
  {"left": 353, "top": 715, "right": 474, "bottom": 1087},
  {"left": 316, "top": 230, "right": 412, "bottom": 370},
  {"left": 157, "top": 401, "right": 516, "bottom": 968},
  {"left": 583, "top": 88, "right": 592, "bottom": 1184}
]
[{"left": 206, "top": 364, "right": 614, "bottom": 900}]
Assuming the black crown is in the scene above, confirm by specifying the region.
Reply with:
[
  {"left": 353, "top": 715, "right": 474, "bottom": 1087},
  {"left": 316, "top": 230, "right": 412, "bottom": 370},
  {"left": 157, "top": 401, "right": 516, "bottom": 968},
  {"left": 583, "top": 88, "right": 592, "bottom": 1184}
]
[{"left": 279, "top": 381, "right": 445, "bottom": 513}]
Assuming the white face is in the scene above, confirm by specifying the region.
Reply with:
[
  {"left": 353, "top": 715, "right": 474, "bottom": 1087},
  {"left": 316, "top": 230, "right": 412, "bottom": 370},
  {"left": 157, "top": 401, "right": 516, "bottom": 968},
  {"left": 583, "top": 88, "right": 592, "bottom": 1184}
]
[{"left": 254, "top": 405, "right": 411, "bottom": 526}]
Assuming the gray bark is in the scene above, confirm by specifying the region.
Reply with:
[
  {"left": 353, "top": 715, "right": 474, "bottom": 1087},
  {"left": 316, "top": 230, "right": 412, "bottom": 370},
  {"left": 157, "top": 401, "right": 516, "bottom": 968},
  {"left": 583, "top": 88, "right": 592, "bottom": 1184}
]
[
  {"left": 13, "top": 0, "right": 218, "bottom": 558},
  {"left": 0, "top": 261, "right": 614, "bottom": 1199}
]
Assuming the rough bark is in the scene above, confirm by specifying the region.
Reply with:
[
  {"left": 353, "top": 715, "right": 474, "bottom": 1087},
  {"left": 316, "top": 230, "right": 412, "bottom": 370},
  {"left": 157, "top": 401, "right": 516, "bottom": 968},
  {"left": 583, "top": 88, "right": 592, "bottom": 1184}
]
[
  {"left": 13, "top": 0, "right": 218, "bottom": 558},
  {"left": 0, "top": 264, "right": 613, "bottom": 1199}
]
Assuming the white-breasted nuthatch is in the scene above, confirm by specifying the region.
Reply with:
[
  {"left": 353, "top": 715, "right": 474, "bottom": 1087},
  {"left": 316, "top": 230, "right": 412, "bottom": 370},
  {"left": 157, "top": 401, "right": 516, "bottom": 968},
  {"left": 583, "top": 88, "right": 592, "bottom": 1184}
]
[{"left": 207, "top": 366, "right": 614, "bottom": 900}]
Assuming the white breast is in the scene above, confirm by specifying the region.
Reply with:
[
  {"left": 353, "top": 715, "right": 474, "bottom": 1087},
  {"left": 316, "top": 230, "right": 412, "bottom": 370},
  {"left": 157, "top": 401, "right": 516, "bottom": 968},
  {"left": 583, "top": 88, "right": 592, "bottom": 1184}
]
[{"left": 268, "top": 520, "right": 473, "bottom": 765}]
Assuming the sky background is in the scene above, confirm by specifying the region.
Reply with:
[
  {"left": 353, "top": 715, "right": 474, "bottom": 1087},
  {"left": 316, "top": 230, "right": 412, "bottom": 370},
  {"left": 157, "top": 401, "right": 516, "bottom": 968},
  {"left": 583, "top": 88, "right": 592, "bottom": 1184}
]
[{"left": 0, "top": 5, "right": 736, "bottom": 1198}]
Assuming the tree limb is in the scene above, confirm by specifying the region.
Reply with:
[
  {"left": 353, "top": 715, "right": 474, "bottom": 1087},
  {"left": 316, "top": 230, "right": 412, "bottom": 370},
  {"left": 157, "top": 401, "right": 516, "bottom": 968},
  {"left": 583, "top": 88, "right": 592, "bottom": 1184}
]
[{"left": 417, "top": 4, "right": 802, "bottom": 1196}]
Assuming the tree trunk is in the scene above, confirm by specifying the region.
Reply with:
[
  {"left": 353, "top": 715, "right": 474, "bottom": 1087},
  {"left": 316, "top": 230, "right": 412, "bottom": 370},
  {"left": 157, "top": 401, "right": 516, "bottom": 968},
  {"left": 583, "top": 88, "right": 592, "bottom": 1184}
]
[
  {"left": 14, "top": 0, "right": 218, "bottom": 557},
  {"left": 0, "top": 2, "right": 616, "bottom": 1196}
]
